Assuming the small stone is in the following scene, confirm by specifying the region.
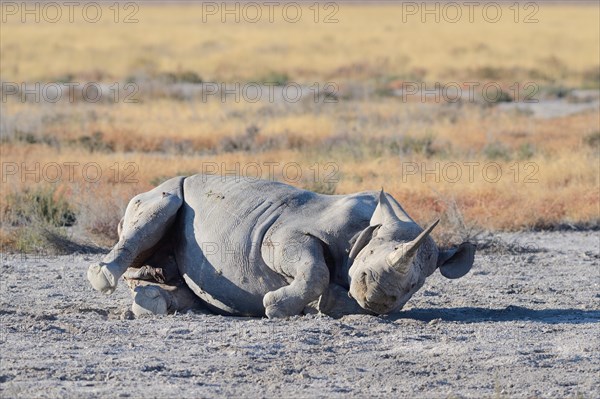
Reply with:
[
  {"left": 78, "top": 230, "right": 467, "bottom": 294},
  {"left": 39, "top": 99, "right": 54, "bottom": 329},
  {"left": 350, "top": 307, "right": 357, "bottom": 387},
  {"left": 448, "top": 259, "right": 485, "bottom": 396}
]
[
  {"left": 428, "top": 318, "right": 441, "bottom": 325},
  {"left": 120, "top": 309, "right": 135, "bottom": 320}
]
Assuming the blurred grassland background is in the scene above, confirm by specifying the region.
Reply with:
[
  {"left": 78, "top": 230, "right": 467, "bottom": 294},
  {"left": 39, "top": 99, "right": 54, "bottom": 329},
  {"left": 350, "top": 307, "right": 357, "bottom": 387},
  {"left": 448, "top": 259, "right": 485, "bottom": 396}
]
[{"left": 0, "top": 2, "right": 599, "bottom": 252}]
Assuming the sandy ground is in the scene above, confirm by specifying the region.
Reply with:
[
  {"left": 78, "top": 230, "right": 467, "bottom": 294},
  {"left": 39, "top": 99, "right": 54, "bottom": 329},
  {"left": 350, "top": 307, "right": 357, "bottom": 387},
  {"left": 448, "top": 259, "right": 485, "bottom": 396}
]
[{"left": 0, "top": 231, "right": 598, "bottom": 398}]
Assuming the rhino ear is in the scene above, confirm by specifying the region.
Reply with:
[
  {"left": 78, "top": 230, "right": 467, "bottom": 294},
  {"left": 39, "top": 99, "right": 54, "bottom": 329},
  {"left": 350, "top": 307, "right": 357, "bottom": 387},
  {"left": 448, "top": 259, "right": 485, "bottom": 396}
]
[
  {"left": 349, "top": 224, "right": 381, "bottom": 259},
  {"left": 437, "top": 242, "right": 476, "bottom": 279},
  {"left": 370, "top": 189, "right": 400, "bottom": 226}
]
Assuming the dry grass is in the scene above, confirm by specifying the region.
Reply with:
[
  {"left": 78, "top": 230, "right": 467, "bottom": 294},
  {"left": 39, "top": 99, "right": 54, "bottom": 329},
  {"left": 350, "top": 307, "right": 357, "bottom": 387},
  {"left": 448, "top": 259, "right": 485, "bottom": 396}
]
[
  {"left": 2, "top": 4, "right": 599, "bottom": 85},
  {"left": 1, "top": 3, "right": 598, "bottom": 251}
]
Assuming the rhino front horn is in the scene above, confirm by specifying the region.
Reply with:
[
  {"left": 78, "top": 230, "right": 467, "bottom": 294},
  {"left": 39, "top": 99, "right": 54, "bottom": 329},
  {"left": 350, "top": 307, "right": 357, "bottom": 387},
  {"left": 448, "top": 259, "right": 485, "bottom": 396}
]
[{"left": 386, "top": 219, "right": 440, "bottom": 271}]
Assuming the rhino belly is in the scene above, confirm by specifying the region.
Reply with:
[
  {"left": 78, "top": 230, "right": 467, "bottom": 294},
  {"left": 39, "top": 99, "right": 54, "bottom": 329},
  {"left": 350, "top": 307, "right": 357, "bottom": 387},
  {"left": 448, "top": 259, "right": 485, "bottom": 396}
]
[{"left": 174, "top": 176, "right": 290, "bottom": 316}]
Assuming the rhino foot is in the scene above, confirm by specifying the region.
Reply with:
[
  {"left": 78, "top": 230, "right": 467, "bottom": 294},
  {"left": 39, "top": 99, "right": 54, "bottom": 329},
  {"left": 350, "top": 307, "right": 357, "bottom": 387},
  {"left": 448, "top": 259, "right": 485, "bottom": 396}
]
[
  {"left": 263, "top": 289, "right": 305, "bottom": 319},
  {"left": 131, "top": 286, "right": 168, "bottom": 316},
  {"left": 87, "top": 263, "right": 119, "bottom": 295}
]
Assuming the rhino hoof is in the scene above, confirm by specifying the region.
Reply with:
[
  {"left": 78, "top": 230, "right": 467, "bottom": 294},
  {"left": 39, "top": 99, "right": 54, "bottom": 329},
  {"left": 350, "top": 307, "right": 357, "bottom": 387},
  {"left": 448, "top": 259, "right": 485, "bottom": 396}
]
[
  {"left": 265, "top": 306, "right": 287, "bottom": 319},
  {"left": 263, "top": 291, "right": 294, "bottom": 319},
  {"left": 132, "top": 286, "right": 168, "bottom": 317},
  {"left": 87, "top": 263, "right": 117, "bottom": 294}
]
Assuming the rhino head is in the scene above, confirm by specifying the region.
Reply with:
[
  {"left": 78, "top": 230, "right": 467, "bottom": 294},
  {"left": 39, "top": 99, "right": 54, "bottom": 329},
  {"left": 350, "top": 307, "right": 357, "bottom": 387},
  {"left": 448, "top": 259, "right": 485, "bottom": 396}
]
[{"left": 347, "top": 190, "right": 475, "bottom": 314}]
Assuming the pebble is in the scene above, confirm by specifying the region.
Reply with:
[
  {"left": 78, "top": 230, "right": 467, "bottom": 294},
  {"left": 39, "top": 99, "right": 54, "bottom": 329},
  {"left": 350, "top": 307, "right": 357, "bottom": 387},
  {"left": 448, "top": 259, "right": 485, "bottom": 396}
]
[{"left": 120, "top": 310, "right": 135, "bottom": 320}]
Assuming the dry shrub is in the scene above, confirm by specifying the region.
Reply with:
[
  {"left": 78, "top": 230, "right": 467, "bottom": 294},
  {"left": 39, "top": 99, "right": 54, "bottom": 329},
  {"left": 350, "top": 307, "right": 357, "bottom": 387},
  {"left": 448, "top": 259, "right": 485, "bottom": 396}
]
[
  {"left": 584, "top": 131, "right": 600, "bottom": 148},
  {"left": 424, "top": 192, "right": 484, "bottom": 249},
  {"left": 0, "top": 185, "right": 80, "bottom": 253},
  {"left": 0, "top": 180, "right": 142, "bottom": 252},
  {"left": 2, "top": 185, "right": 76, "bottom": 227},
  {"left": 72, "top": 183, "right": 139, "bottom": 247},
  {"left": 218, "top": 125, "right": 312, "bottom": 154},
  {"left": 301, "top": 178, "right": 338, "bottom": 195}
]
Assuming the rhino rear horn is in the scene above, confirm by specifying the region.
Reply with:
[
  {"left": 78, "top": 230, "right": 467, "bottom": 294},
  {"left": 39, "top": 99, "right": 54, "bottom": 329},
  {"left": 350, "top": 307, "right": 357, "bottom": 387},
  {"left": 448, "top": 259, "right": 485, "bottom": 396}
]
[
  {"left": 370, "top": 189, "right": 401, "bottom": 226},
  {"left": 386, "top": 219, "right": 439, "bottom": 271}
]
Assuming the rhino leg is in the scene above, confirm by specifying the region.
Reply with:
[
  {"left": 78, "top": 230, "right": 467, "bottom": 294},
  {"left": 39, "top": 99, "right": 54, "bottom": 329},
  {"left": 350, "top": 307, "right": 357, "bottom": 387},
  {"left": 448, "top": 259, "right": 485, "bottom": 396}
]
[
  {"left": 262, "top": 238, "right": 329, "bottom": 318},
  {"left": 123, "top": 243, "right": 206, "bottom": 316},
  {"left": 304, "top": 283, "right": 372, "bottom": 318},
  {"left": 87, "top": 176, "right": 185, "bottom": 295},
  {"left": 128, "top": 281, "right": 206, "bottom": 316}
]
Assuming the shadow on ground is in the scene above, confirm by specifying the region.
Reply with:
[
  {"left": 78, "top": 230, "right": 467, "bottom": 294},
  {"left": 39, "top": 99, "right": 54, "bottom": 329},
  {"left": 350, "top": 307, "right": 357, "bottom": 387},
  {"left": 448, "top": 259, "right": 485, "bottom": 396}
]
[{"left": 393, "top": 306, "right": 600, "bottom": 324}]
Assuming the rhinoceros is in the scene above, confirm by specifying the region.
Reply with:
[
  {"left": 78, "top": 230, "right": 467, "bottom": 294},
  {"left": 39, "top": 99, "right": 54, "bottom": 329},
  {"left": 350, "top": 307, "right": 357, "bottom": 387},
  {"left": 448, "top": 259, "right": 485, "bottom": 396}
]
[{"left": 88, "top": 174, "right": 475, "bottom": 318}]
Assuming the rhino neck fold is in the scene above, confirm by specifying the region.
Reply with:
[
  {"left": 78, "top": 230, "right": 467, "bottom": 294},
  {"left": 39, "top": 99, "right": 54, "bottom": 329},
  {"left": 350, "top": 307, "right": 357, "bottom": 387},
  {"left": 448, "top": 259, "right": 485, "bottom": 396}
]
[
  {"left": 341, "top": 255, "right": 354, "bottom": 288},
  {"left": 337, "top": 228, "right": 366, "bottom": 288}
]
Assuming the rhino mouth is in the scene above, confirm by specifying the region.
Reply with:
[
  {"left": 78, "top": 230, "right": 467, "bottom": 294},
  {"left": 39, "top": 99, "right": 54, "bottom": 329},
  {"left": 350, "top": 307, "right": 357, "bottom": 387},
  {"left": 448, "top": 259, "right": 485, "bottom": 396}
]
[
  {"left": 363, "top": 298, "right": 401, "bottom": 314},
  {"left": 351, "top": 270, "right": 403, "bottom": 314},
  {"left": 363, "top": 299, "right": 388, "bottom": 314}
]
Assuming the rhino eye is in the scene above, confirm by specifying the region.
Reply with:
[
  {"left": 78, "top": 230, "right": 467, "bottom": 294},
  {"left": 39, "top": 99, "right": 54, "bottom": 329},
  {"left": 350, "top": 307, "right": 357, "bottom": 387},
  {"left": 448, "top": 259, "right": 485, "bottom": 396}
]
[{"left": 410, "top": 282, "right": 416, "bottom": 289}]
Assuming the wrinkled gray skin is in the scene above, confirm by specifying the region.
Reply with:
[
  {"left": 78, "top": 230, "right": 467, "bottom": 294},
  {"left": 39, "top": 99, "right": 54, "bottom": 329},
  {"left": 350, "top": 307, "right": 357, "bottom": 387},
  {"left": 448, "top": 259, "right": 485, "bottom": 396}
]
[{"left": 88, "top": 175, "right": 475, "bottom": 318}]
